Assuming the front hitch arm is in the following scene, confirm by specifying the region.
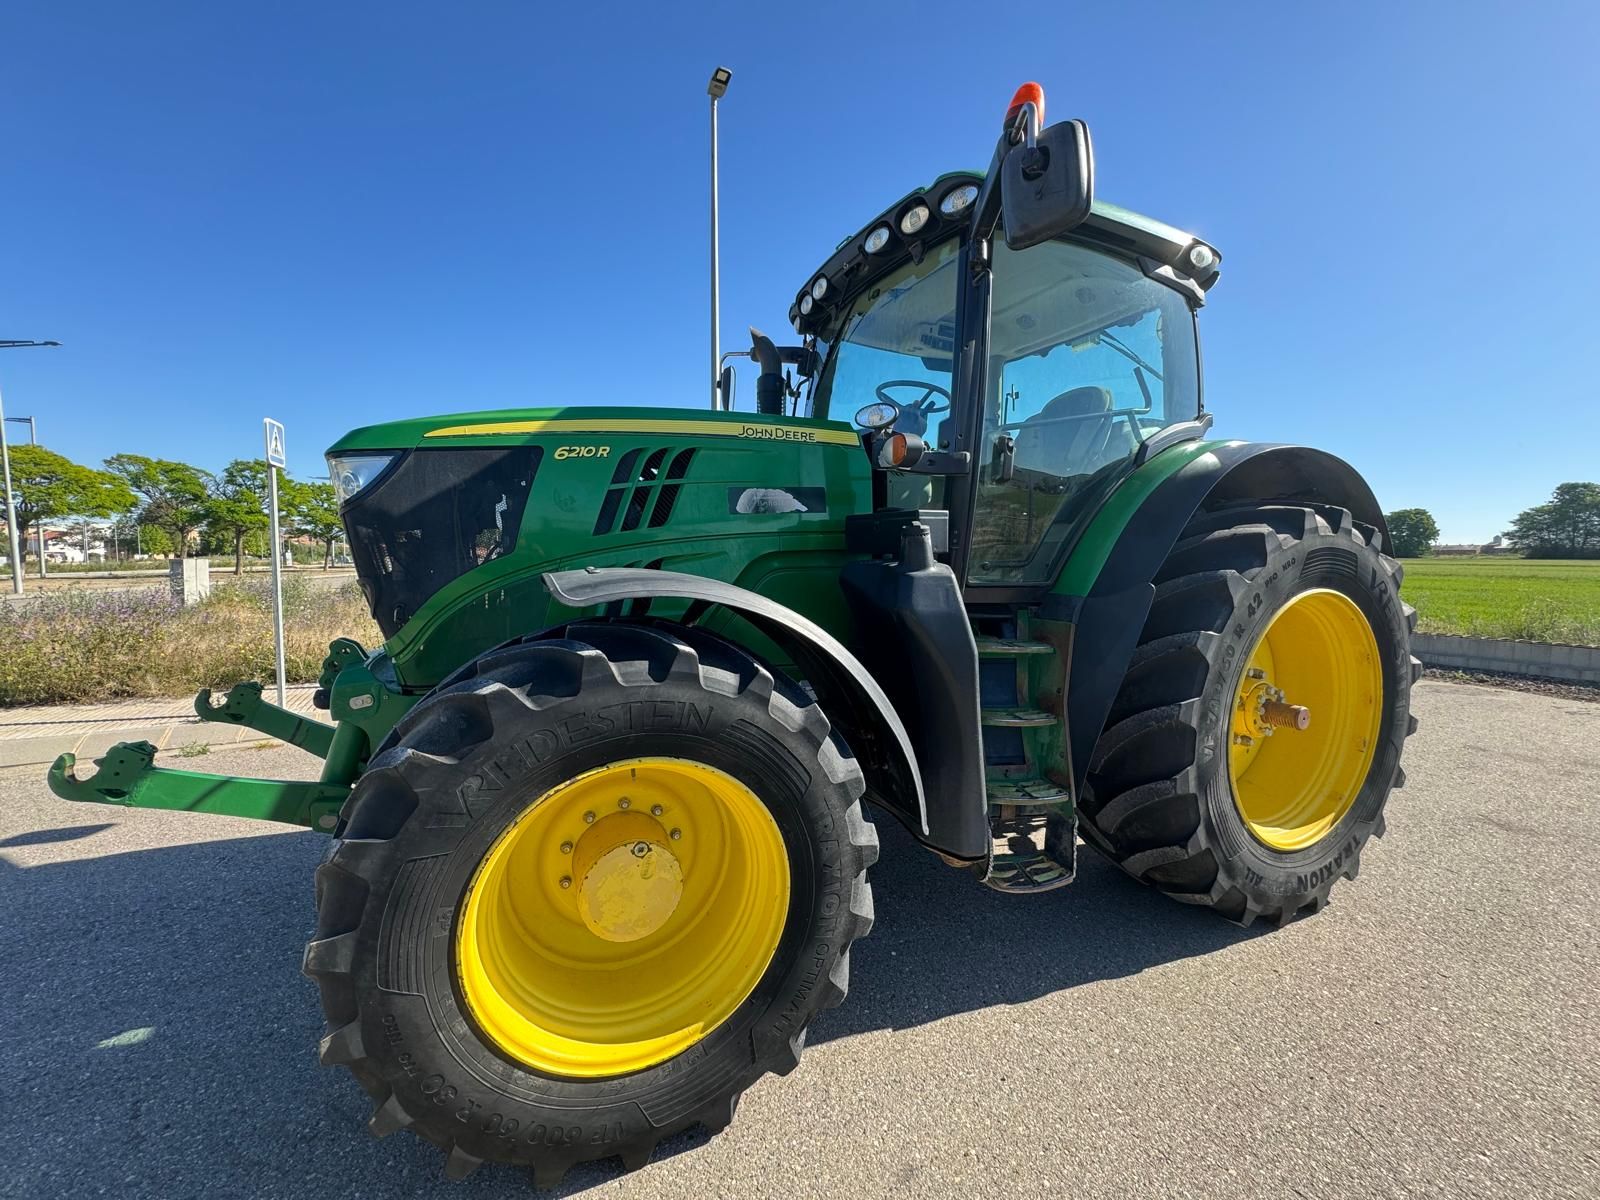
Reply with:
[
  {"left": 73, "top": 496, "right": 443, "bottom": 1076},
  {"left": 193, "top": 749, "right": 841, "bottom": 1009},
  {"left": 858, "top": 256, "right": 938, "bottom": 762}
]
[
  {"left": 194, "top": 681, "right": 336, "bottom": 759},
  {"left": 48, "top": 741, "right": 349, "bottom": 832}
]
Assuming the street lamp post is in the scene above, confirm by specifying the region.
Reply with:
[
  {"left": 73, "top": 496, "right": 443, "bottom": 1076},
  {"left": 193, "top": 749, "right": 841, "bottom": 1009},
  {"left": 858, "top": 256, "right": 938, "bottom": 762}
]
[
  {"left": 0, "top": 339, "right": 60, "bottom": 596},
  {"left": 1, "top": 415, "right": 37, "bottom": 582},
  {"left": 708, "top": 66, "right": 731, "bottom": 411}
]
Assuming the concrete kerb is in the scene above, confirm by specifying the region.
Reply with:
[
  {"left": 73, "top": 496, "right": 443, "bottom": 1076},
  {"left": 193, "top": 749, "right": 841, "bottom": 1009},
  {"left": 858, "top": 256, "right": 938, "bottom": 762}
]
[{"left": 1411, "top": 633, "right": 1600, "bottom": 685}]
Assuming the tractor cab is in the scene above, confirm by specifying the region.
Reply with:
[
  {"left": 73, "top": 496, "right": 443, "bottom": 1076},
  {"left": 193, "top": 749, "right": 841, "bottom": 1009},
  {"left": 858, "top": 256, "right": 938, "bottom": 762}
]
[
  {"left": 774, "top": 103, "right": 1220, "bottom": 592},
  {"left": 806, "top": 191, "right": 1213, "bottom": 586}
]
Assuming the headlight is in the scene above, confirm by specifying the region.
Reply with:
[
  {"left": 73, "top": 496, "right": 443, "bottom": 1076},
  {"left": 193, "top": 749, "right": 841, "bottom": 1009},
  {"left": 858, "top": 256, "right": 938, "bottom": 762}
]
[
  {"left": 899, "top": 203, "right": 930, "bottom": 236},
  {"left": 799, "top": 293, "right": 815, "bottom": 315},
  {"left": 939, "top": 184, "right": 978, "bottom": 216},
  {"left": 854, "top": 401, "right": 901, "bottom": 431},
  {"left": 863, "top": 224, "right": 891, "bottom": 254},
  {"left": 1186, "top": 243, "right": 1217, "bottom": 271},
  {"left": 810, "top": 276, "right": 829, "bottom": 301},
  {"left": 327, "top": 453, "right": 397, "bottom": 505}
]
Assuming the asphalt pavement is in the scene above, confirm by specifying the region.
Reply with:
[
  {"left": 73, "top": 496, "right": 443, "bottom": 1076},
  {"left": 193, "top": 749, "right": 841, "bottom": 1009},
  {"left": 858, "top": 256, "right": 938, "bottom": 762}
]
[{"left": 1, "top": 680, "right": 1595, "bottom": 1199}]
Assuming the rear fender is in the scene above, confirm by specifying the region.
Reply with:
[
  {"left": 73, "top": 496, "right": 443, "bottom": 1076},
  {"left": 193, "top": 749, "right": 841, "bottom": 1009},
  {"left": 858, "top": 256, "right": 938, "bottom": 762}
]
[
  {"left": 1061, "top": 442, "right": 1388, "bottom": 792},
  {"left": 542, "top": 568, "right": 933, "bottom": 851}
]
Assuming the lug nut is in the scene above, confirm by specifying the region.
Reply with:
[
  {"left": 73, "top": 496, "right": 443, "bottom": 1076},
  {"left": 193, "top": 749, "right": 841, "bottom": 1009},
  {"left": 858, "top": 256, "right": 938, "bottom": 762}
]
[
  {"left": 583, "top": 811, "right": 596, "bottom": 824},
  {"left": 1233, "top": 733, "right": 1254, "bottom": 747},
  {"left": 650, "top": 804, "right": 664, "bottom": 816},
  {"left": 669, "top": 828, "right": 682, "bottom": 841},
  {"left": 559, "top": 841, "right": 573, "bottom": 854},
  {"left": 559, "top": 876, "right": 572, "bottom": 889},
  {"left": 618, "top": 797, "right": 631, "bottom": 809}
]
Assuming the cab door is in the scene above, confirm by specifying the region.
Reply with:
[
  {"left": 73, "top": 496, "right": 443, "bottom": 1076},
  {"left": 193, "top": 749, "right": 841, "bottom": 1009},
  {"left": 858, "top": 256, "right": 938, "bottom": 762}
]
[{"left": 966, "top": 238, "right": 1201, "bottom": 587}]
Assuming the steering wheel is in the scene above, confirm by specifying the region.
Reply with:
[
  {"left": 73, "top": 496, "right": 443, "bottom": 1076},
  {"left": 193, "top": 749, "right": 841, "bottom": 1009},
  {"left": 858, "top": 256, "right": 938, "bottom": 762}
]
[{"left": 875, "top": 380, "right": 951, "bottom": 436}]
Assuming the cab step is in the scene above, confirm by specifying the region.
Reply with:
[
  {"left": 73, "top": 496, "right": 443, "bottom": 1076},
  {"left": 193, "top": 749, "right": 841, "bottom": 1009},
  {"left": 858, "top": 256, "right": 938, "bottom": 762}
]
[
  {"left": 974, "top": 636, "right": 1054, "bottom": 658},
  {"left": 986, "top": 775, "right": 1071, "bottom": 813},
  {"left": 984, "top": 814, "right": 1076, "bottom": 894},
  {"left": 981, "top": 706, "right": 1056, "bottom": 728}
]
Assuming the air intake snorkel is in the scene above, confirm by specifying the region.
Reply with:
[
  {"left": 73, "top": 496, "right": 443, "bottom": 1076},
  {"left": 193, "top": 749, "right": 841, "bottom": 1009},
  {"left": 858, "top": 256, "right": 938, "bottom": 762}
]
[{"left": 748, "top": 327, "right": 787, "bottom": 416}]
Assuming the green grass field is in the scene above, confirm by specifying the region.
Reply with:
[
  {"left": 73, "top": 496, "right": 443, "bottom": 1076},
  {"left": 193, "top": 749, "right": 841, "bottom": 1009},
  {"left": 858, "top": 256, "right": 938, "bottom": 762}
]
[{"left": 1399, "top": 557, "right": 1600, "bottom": 645}]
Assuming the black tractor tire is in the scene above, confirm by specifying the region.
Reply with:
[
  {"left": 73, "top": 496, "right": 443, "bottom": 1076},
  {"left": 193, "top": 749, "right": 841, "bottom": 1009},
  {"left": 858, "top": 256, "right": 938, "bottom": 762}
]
[
  {"left": 304, "top": 620, "right": 877, "bottom": 1188},
  {"left": 1080, "top": 503, "right": 1419, "bottom": 926}
]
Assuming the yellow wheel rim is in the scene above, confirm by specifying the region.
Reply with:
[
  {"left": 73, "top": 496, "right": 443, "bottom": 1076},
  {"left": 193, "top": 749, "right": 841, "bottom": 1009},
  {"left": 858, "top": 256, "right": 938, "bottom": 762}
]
[
  {"left": 455, "top": 757, "right": 790, "bottom": 1078},
  {"left": 1227, "top": 589, "right": 1383, "bottom": 852}
]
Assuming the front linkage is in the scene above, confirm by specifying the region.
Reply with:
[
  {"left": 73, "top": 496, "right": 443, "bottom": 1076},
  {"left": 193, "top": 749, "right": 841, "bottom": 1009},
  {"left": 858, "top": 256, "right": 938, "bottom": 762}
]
[
  {"left": 45, "top": 637, "right": 395, "bottom": 833},
  {"left": 49, "top": 739, "right": 349, "bottom": 830}
]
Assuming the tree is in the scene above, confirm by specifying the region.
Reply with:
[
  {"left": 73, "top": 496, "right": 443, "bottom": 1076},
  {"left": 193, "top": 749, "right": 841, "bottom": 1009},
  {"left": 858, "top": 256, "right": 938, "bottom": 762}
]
[
  {"left": 204, "top": 459, "right": 272, "bottom": 575},
  {"left": 1384, "top": 508, "right": 1440, "bottom": 558},
  {"left": 0, "top": 445, "right": 136, "bottom": 573},
  {"left": 104, "top": 454, "right": 213, "bottom": 558},
  {"left": 284, "top": 478, "right": 343, "bottom": 568},
  {"left": 1505, "top": 482, "right": 1600, "bottom": 558},
  {"left": 137, "top": 524, "right": 174, "bottom": 557}
]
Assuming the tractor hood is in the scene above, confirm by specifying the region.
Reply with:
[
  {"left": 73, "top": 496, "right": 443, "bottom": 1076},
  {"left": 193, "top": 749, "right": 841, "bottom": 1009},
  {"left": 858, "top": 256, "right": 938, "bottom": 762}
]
[
  {"left": 324, "top": 406, "right": 869, "bottom": 653},
  {"left": 326, "top": 406, "right": 859, "bottom": 456}
]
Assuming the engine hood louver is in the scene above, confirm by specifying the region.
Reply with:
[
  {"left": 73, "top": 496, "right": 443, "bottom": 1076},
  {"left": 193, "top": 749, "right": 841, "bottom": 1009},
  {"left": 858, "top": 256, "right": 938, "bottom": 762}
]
[{"left": 593, "top": 448, "right": 697, "bottom": 535}]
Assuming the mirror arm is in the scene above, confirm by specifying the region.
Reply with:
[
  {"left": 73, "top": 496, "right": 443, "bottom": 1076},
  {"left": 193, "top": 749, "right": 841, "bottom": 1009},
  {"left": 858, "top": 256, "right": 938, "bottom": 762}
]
[
  {"left": 1008, "top": 100, "right": 1042, "bottom": 149},
  {"left": 969, "top": 98, "right": 1043, "bottom": 248},
  {"left": 968, "top": 129, "right": 1013, "bottom": 247}
]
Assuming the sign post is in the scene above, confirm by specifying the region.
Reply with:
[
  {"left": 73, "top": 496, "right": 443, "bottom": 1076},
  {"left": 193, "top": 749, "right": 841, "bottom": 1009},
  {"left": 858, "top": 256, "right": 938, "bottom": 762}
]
[{"left": 263, "top": 418, "right": 288, "bottom": 708}]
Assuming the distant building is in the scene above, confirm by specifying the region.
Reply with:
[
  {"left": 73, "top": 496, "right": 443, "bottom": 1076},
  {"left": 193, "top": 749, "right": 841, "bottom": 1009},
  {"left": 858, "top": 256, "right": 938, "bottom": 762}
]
[
  {"left": 39, "top": 524, "right": 108, "bottom": 564},
  {"left": 1432, "top": 536, "right": 1515, "bottom": 558}
]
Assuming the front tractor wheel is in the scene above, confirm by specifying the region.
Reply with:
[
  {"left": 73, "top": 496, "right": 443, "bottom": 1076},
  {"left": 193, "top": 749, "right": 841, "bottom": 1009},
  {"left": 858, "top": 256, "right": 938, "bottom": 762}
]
[
  {"left": 304, "top": 622, "right": 877, "bottom": 1187},
  {"left": 1082, "top": 504, "right": 1420, "bottom": 926}
]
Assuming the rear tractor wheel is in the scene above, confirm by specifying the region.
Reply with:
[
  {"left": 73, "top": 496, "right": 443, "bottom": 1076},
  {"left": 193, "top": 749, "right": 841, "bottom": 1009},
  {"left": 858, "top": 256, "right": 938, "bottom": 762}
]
[
  {"left": 304, "top": 622, "right": 877, "bottom": 1187},
  {"left": 1082, "top": 503, "right": 1420, "bottom": 925}
]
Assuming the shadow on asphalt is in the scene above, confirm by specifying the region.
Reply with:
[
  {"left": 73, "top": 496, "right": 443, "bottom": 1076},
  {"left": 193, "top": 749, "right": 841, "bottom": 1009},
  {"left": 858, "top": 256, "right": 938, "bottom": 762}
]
[
  {"left": 0, "top": 821, "right": 114, "bottom": 848},
  {"left": 807, "top": 814, "right": 1260, "bottom": 1047},
  {"left": 0, "top": 815, "right": 1256, "bottom": 1196}
]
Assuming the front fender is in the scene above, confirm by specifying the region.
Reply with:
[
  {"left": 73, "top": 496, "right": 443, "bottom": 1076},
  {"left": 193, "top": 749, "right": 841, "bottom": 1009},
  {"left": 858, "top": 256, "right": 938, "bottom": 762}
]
[
  {"left": 1060, "top": 441, "right": 1389, "bottom": 791},
  {"left": 543, "top": 567, "right": 932, "bottom": 849}
]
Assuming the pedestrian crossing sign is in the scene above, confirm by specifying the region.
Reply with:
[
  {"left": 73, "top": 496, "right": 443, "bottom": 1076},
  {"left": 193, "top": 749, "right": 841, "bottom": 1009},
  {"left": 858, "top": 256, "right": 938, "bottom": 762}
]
[{"left": 264, "top": 418, "right": 287, "bottom": 468}]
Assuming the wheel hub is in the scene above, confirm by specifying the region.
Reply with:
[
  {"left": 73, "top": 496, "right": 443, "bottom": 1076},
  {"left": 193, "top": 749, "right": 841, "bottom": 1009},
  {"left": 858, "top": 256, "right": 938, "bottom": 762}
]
[
  {"left": 572, "top": 812, "right": 684, "bottom": 943},
  {"left": 1234, "top": 676, "right": 1312, "bottom": 744}
]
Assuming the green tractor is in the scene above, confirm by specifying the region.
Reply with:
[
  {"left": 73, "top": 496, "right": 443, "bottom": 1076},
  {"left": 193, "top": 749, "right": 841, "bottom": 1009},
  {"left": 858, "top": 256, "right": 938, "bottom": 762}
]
[{"left": 49, "top": 81, "right": 1417, "bottom": 1186}]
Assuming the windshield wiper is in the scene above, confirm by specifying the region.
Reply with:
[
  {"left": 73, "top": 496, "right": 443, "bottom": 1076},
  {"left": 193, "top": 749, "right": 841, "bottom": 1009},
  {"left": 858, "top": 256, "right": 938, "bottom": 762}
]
[{"left": 1098, "top": 331, "right": 1164, "bottom": 382}]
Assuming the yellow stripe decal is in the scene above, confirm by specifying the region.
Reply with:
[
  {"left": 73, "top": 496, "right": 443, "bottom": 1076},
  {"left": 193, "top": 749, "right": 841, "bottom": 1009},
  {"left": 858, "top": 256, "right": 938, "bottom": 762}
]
[{"left": 423, "top": 418, "right": 861, "bottom": 447}]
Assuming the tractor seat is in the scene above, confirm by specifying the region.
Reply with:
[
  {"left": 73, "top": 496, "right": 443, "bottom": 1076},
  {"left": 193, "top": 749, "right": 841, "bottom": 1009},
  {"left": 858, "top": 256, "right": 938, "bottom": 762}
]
[{"left": 1012, "top": 386, "right": 1121, "bottom": 481}]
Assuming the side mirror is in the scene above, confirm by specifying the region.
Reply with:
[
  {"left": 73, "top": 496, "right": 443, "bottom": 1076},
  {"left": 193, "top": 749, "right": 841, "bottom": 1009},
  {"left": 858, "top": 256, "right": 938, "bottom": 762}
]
[
  {"left": 1001, "top": 119, "right": 1094, "bottom": 251},
  {"left": 718, "top": 364, "right": 737, "bottom": 410},
  {"left": 990, "top": 432, "right": 1016, "bottom": 482}
]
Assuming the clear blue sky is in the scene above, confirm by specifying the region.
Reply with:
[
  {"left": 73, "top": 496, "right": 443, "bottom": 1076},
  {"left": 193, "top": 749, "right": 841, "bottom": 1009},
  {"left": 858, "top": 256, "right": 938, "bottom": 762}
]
[{"left": 3, "top": 0, "right": 1595, "bottom": 542}]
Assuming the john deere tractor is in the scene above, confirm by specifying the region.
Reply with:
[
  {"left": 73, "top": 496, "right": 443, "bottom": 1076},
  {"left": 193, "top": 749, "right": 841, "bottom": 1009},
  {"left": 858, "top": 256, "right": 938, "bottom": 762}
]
[{"left": 49, "top": 82, "right": 1417, "bottom": 1186}]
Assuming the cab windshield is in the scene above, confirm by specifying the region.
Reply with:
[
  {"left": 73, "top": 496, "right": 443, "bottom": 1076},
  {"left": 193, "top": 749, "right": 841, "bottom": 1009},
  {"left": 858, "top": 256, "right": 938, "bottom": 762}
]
[{"left": 812, "top": 238, "right": 961, "bottom": 437}]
